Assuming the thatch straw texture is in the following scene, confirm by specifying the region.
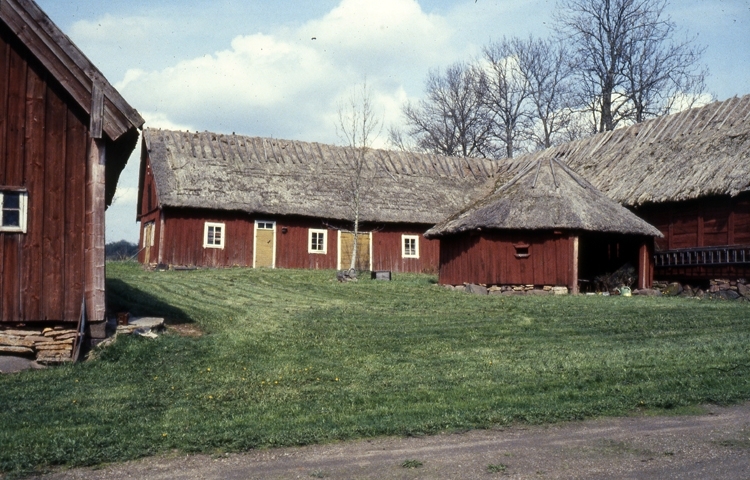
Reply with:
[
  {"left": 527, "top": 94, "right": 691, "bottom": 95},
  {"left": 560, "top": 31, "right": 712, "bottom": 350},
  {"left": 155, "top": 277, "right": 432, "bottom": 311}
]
[
  {"left": 143, "top": 129, "right": 499, "bottom": 224},
  {"left": 496, "top": 95, "right": 750, "bottom": 206},
  {"left": 425, "top": 158, "right": 662, "bottom": 238}
]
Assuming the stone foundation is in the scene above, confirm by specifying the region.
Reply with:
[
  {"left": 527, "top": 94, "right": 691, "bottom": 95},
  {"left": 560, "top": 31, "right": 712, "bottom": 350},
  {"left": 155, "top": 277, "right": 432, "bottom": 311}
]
[
  {"left": 445, "top": 284, "right": 569, "bottom": 296},
  {"left": 0, "top": 327, "right": 79, "bottom": 363},
  {"left": 643, "top": 278, "right": 749, "bottom": 301}
]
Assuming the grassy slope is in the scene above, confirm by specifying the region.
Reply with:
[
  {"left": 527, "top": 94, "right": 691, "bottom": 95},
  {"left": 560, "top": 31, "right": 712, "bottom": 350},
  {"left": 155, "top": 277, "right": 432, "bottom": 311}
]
[{"left": 1, "top": 262, "right": 749, "bottom": 475}]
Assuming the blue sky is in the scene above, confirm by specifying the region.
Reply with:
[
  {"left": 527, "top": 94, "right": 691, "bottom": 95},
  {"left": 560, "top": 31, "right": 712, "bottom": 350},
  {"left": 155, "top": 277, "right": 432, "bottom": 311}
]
[{"left": 35, "top": 0, "right": 750, "bottom": 242}]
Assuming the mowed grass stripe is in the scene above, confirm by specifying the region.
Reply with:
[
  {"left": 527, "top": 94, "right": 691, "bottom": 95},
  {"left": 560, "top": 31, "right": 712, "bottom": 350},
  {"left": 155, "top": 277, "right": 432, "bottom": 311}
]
[{"left": 0, "top": 262, "right": 748, "bottom": 476}]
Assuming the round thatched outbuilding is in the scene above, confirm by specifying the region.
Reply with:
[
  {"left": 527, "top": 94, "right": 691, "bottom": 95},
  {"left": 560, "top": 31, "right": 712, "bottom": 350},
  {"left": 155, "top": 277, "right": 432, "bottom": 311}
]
[{"left": 425, "top": 158, "right": 663, "bottom": 292}]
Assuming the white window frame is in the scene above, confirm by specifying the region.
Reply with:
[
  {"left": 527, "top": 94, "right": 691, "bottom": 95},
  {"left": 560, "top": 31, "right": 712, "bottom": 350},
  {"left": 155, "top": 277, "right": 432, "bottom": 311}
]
[
  {"left": 0, "top": 190, "right": 28, "bottom": 233},
  {"left": 402, "top": 234, "right": 420, "bottom": 259},
  {"left": 308, "top": 229, "right": 328, "bottom": 254},
  {"left": 203, "top": 222, "right": 225, "bottom": 249}
]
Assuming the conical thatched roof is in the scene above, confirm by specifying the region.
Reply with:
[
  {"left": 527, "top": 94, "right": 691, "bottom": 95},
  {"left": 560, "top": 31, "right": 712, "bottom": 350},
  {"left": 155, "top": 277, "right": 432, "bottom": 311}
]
[
  {"left": 141, "top": 129, "right": 500, "bottom": 225},
  {"left": 425, "top": 158, "right": 663, "bottom": 238}
]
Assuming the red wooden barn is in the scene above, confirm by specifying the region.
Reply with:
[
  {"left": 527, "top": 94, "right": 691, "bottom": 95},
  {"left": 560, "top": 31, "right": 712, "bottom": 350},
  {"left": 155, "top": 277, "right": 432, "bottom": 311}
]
[
  {"left": 137, "top": 129, "right": 497, "bottom": 273},
  {"left": 0, "top": 0, "right": 143, "bottom": 336},
  {"left": 496, "top": 95, "right": 750, "bottom": 283},
  {"left": 426, "top": 158, "right": 662, "bottom": 292}
]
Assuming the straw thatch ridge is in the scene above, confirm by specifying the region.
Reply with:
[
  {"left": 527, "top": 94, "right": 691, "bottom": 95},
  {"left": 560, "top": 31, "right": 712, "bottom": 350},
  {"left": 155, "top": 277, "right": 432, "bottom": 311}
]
[
  {"left": 425, "top": 157, "right": 663, "bottom": 238},
  {"left": 143, "top": 129, "right": 500, "bottom": 224},
  {"left": 495, "top": 95, "right": 750, "bottom": 206}
]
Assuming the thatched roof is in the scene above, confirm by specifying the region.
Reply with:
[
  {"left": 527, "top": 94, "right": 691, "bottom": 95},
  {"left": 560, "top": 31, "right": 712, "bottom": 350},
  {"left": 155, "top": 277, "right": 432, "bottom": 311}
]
[
  {"left": 142, "top": 129, "right": 499, "bottom": 224},
  {"left": 497, "top": 95, "right": 750, "bottom": 206},
  {"left": 425, "top": 157, "right": 662, "bottom": 238}
]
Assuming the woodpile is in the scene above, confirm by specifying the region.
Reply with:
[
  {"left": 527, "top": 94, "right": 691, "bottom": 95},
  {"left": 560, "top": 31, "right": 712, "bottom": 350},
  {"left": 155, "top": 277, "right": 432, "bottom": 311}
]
[{"left": 0, "top": 327, "right": 78, "bottom": 363}]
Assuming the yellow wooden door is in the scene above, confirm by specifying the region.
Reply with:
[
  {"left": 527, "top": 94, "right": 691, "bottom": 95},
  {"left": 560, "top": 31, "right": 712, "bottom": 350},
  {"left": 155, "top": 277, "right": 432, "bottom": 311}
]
[
  {"left": 339, "top": 231, "right": 370, "bottom": 271},
  {"left": 143, "top": 222, "right": 154, "bottom": 264},
  {"left": 254, "top": 221, "right": 275, "bottom": 268}
]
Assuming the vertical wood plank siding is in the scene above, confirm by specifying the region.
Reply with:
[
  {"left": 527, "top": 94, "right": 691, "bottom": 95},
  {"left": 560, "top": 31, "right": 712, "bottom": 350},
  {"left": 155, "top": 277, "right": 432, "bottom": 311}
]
[
  {"left": 370, "top": 224, "right": 439, "bottom": 274},
  {"left": 0, "top": 24, "right": 88, "bottom": 323},
  {"left": 140, "top": 203, "right": 442, "bottom": 273},
  {"left": 638, "top": 194, "right": 750, "bottom": 281},
  {"left": 438, "top": 231, "right": 572, "bottom": 286},
  {"left": 635, "top": 193, "right": 750, "bottom": 250}
]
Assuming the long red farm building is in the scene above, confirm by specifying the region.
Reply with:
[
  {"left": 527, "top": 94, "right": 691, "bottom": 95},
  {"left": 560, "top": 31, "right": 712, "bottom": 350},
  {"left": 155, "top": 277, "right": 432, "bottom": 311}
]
[{"left": 137, "top": 129, "right": 497, "bottom": 273}]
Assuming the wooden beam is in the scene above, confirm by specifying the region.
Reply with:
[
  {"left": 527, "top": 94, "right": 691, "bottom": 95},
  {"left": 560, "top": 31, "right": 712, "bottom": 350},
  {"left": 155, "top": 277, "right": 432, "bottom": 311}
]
[
  {"left": 84, "top": 137, "right": 106, "bottom": 322},
  {"left": 158, "top": 210, "right": 165, "bottom": 265},
  {"left": 638, "top": 242, "right": 649, "bottom": 290},
  {"left": 569, "top": 235, "right": 579, "bottom": 294},
  {"left": 89, "top": 80, "right": 103, "bottom": 139}
]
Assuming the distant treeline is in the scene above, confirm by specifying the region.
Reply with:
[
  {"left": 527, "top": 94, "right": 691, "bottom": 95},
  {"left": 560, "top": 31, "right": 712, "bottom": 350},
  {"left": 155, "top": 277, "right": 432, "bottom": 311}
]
[{"left": 106, "top": 240, "right": 139, "bottom": 260}]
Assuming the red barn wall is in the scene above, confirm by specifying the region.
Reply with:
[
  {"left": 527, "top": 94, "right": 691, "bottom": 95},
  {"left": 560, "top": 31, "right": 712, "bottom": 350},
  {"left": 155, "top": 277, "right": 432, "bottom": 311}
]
[
  {"left": 438, "top": 231, "right": 572, "bottom": 286},
  {"left": 634, "top": 193, "right": 750, "bottom": 250},
  {"left": 634, "top": 194, "right": 750, "bottom": 281},
  {"left": 141, "top": 208, "right": 439, "bottom": 273},
  {"left": 0, "top": 24, "right": 89, "bottom": 323},
  {"left": 370, "top": 223, "right": 439, "bottom": 274}
]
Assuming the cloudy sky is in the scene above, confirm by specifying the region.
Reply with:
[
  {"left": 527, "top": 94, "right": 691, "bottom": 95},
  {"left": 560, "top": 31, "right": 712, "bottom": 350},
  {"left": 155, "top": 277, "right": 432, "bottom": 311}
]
[{"left": 35, "top": 0, "right": 750, "bottom": 243}]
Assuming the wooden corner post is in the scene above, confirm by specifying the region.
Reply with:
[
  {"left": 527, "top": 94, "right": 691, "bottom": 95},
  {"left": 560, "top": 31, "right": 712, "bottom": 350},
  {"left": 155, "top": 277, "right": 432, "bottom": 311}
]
[
  {"left": 638, "top": 240, "right": 654, "bottom": 290},
  {"left": 85, "top": 81, "right": 106, "bottom": 322},
  {"left": 570, "top": 235, "right": 579, "bottom": 294}
]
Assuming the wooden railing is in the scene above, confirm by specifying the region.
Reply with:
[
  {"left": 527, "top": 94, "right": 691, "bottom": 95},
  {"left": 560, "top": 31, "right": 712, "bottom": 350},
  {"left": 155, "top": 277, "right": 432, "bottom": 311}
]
[{"left": 654, "top": 245, "right": 750, "bottom": 267}]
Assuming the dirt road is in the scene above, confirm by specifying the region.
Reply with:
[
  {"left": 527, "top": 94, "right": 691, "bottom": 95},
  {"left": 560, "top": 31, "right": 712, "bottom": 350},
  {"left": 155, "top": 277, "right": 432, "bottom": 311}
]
[{"left": 33, "top": 403, "right": 750, "bottom": 479}]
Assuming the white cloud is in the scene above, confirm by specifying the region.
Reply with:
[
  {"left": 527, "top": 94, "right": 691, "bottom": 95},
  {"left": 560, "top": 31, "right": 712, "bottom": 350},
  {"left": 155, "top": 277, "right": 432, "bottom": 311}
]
[{"left": 113, "top": 0, "right": 466, "bottom": 144}]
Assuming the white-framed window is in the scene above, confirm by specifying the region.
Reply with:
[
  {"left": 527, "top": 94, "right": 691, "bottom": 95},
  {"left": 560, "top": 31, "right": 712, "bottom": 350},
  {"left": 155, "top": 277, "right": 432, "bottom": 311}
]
[
  {"left": 256, "top": 221, "right": 274, "bottom": 230},
  {"left": 308, "top": 229, "right": 327, "bottom": 254},
  {"left": 203, "top": 222, "right": 225, "bottom": 249},
  {"left": 0, "top": 190, "right": 28, "bottom": 233},
  {"left": 402, "top": 235, "right": 419, "bottom": 259}
]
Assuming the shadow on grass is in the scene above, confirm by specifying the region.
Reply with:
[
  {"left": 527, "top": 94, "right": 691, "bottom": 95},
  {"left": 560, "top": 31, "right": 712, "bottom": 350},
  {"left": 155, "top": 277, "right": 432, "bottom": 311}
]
[{"left": 106, "top": 278, "right": 192, "bottom": 325}]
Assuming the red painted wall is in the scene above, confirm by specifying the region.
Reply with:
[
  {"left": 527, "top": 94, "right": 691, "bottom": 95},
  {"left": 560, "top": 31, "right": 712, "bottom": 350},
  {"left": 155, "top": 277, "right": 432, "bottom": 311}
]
[
  {"left": 0, "top": 24, "right": 89, "bottom": 323},
  {"left": 634, "top": 193, "right": 750, "bottom": 250},
  {"left": 138, "top": 207, "right": 440, "bottom": 273},
  {"left": 438, "top": 231, "right": 573, "bottom": 286},
  {"left": 634, "top": 194, "right": 750, "bottom": 281}
]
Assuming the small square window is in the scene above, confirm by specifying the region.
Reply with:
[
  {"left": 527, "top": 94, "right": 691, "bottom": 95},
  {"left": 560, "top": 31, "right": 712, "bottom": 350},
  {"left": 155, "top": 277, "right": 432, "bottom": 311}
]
[
  {"left": 402, "top": 235, "right": 419, "bottom": 259},
  {"left": 203, "top": 222, "right": 225, "bottom": 249},
  {"left": 514, "top": 243, "right": 530, "bottom": 258},
  {"left": 0, "top": 190, "right": 28, "bottom": 233},
  {"left": 309, "top": 229, "right": 327, "bottom": 254},
  {"left": 257, "top": 222, "right": 274, "bottom": 230}
]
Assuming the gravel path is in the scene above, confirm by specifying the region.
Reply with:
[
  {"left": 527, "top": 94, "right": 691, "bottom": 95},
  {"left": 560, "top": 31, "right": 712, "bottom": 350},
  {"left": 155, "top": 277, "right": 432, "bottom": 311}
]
[{"left": 33, "top": 403, "right": 750, "bottom": 479}]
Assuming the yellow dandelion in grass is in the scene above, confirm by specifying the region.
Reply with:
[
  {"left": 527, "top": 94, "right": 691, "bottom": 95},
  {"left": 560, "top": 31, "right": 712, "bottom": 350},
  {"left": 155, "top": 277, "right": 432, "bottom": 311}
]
[
  {"left": 162, "top": 433, "right": 168, "bottom": 437},
  {"left": 335, "top": 378, "right": 339, "bottom": 381},
  {"left": 209, "top": 395, "right": 214, "bottom": 399},
  {"left": 274, "top": 381, "right": 278, "bottom": 385},
  {"left": 207, "top": 368, "right": 211, "bottom": 372},
  {"left": 154, "top": 376, "right": 158, "bottom": 380}
]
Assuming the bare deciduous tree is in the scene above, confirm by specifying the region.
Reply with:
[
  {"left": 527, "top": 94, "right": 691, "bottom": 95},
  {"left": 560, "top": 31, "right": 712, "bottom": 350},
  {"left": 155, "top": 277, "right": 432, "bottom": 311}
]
[
  {"left": 480, "top": 38, "right": 532, "bottom": 158},
  {"left": 515, "top": 37, "right": 579, "bottom": 149},
  {"left": 556, "top": 0, "right": 708, "bottom": 132},
  {"left": 398, "top": 63, "right": 493, "bottom": 158},
  {"left": 336, "top": 80, "right": 381, "bottom": 273}
]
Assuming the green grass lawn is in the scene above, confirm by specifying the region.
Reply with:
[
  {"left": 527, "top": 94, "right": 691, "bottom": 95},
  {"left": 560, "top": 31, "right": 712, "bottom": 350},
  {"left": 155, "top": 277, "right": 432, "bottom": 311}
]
[{"left": 1, "top": 261, "right": 749, "bottom": 476}]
